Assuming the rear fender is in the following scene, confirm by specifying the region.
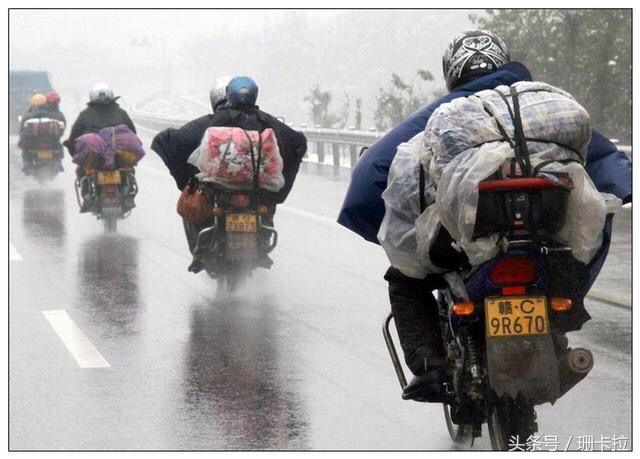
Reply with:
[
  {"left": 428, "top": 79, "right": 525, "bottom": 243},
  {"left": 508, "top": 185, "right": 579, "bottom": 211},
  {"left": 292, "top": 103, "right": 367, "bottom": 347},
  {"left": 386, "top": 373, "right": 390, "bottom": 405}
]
[{"left": 486, "top": 333, "right": 561, "bottom": 405}]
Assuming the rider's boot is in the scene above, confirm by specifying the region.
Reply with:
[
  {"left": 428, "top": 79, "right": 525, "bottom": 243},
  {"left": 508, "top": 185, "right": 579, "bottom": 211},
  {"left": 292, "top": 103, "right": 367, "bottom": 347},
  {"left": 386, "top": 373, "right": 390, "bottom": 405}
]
[{"left": 385, "top": 267, "right": 449, "bottom": 402}]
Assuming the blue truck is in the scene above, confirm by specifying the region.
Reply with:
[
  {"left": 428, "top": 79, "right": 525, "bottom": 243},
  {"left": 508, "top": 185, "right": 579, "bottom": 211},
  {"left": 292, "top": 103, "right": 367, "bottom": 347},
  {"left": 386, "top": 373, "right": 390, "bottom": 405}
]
[{"left": 10, "top": 70, "right": 53, "bottom": 134}]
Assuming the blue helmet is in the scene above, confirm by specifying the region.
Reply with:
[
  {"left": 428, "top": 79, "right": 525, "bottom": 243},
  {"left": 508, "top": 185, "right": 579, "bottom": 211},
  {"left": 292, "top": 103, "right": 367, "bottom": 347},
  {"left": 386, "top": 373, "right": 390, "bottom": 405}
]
[{"left": 226, "top": 76, "right": 258, "bottom": 106}]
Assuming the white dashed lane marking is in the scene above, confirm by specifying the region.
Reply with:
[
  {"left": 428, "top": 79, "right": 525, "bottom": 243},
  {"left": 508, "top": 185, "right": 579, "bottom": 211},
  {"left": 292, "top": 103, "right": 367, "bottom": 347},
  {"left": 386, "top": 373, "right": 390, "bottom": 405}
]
[
  {"left": 10, "top": 241, "right": 23, "bottom": 261},
  {"left": 42, "top": 310, "right": 110, "bottom": 369}
]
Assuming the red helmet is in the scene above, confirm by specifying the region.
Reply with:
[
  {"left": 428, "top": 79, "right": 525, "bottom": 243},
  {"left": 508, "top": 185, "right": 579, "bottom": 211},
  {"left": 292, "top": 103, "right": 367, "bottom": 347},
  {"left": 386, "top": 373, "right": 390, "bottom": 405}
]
[{"left": 46, "top": 91, "right": 61, "bottom": 105}]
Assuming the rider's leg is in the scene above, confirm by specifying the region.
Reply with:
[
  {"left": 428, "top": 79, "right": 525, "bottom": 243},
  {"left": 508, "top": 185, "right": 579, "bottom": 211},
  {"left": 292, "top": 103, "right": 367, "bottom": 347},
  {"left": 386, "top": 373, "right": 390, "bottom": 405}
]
[
  {"left": 385, "top": 266, "right": 449, "bottom": 402},
  {"left": 385, "top": 267, "right": 444, "bottom": 375}
]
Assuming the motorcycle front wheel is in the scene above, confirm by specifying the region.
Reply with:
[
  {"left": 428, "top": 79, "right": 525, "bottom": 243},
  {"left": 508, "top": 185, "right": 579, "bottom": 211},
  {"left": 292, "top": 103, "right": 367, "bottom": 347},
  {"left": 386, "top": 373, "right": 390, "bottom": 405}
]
[{"left": 488, "top": 395, "right": 537, "bottom": 451}]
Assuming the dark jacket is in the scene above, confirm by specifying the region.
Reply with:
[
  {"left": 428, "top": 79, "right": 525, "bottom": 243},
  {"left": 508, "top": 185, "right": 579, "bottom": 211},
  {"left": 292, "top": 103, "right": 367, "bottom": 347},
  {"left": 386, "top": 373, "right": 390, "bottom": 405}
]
[
  {"left": 65, "top": 99, "right": 136, "bottom": 155},
  {"left": 337, "top": 61, "right": 633, "bottom": 244},
  {"left": 152, "top": 105, "right": 307, "bottom": 203}
]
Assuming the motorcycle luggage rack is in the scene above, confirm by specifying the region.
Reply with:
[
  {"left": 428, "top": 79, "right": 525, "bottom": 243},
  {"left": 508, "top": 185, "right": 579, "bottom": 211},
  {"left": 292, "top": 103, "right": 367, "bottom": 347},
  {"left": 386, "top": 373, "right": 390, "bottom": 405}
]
[{"left": 382, "top": 312, "right": 408, "bottom": 389}]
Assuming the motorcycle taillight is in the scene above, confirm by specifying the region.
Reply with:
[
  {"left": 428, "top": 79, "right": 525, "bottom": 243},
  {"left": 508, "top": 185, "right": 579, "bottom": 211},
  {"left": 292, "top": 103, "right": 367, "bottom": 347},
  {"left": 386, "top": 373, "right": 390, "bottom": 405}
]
[
  {"left": 104, "top": 186, "right": 118, "bottom": 193},
  {"left": 230, "top": 193, "right": 250, "bottom": 208},
  {"left": 490, "top": 256, "right": 537, "bottom": 286}
]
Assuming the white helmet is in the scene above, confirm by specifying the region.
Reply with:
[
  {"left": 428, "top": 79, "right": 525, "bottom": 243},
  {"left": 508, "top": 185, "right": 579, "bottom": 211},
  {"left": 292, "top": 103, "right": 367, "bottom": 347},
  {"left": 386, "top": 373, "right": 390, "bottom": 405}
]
[
  {"left": 209, "top": 76, "right": 232, "bottom": 112},
  {"left": 89, "top": 82, "right": 114, "bottom": 104}
]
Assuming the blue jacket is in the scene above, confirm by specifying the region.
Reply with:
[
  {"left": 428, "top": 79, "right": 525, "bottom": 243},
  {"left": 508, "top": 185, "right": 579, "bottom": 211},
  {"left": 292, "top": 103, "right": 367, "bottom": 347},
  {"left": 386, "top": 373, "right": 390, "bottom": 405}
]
[{"left": 337, "top": 62, "right": 632, "bottom": 244}]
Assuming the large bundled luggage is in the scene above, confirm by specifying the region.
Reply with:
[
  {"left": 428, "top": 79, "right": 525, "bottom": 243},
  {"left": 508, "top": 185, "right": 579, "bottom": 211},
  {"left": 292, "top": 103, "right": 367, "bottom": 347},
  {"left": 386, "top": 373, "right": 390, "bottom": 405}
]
[
  {"left": 379, "top": 81, "right": 621, "bottom": 279},
  {"left": 188, "top": 126, "right": 285, "bottom": 192},
  {"left": 19, "top": 118, "right": 64, "bottom": 149},
  {"left": 73, "top": 124, "right": 145, "bottom": 171}
]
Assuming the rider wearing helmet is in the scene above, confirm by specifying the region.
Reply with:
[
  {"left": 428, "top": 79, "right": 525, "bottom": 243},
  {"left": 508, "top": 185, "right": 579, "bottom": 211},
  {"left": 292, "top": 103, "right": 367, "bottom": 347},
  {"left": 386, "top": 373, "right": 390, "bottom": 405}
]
[
  {"left": 20, "top": 93, "right": 48, "bottom": 126},
  {"left": 65, "top": 82, "right": 136, "bottom": 156},
  {"left": 42, "top": 91, "right": 67, "bottom": 127},
  {"left": 152, "top": 75, "right": 307, "bottom": 272},
  {"left": 338, "top": 30, "right": 631, "bottom": 403}
]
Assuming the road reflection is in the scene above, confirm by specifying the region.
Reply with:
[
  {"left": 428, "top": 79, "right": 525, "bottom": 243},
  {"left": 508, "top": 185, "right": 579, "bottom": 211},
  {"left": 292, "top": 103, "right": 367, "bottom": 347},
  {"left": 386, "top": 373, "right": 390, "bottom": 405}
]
[
  {"left": 76, "top": 235, "right": 142, "bottom": 334},
  {"left": 21, "top": 188, "right": 66, "bottom": 248},
  {"left": 182, "top": 297, "right": 309, "bottom": 449}
]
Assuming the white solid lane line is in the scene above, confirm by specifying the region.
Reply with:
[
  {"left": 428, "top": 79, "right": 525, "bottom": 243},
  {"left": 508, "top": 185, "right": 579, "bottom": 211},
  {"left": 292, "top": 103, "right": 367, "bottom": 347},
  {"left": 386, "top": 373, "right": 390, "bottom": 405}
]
[
  {"left": 42, "top": 310, "right": 110, "bottom": 369},
  {"left": 10, "top": 241, "right": 23, "bottom": 261}
]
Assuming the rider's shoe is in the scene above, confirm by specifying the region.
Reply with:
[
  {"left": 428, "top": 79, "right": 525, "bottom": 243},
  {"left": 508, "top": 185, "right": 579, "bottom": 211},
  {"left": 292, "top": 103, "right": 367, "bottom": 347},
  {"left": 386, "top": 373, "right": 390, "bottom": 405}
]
[
  {"left": 79, "top": 200, "right": 94, "bottom": 213},
  {"left": 402, "top": 367, "right": 450, "bottom": 403},
  {"left": 257, "top": 253, "right": 274, "bottom": 269},
  {"left": 188, "top": 259, "right": 205, "bottom": 273}
]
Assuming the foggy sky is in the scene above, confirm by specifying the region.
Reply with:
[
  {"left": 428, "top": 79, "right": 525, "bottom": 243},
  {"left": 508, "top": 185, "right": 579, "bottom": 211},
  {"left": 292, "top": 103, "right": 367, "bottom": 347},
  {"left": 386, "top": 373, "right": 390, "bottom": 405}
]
[{"left": 10, "top": 9, "right": 474, "bottom": 126}]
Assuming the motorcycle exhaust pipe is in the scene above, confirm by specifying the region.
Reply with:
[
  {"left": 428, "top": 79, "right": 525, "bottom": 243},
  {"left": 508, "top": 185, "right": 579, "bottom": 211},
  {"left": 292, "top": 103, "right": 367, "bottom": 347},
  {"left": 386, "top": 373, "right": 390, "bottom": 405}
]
[
  {"left": 558, "top": 348, "right": 594, "bottom": 397},
  {"left": 563, "top": 348, "right": 594, "bottom": 374}
]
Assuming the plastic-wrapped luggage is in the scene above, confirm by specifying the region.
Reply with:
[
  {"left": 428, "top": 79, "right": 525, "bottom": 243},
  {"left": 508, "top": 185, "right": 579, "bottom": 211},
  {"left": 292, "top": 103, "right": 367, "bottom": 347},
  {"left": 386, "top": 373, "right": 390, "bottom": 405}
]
[
  {"left": 73, "top": 132, "right": 113, "bottom": 170},
  {"left": 188, "top": 126, "right": 285, "bottom": 192},
  {"left": 19, "top": 118, "right": 65, "bottom": 149},
  {"left": 73, "top": 124, "right": 144, "bottom": 170},
  {"left": 22, "top": 117, "right": 64, "bottom": 138},
  {"left": 102, "top": 124, "right": 145, "bottom": 168},
  {"left": 378, "top": 81, "right": 621, "bottom": 278}
]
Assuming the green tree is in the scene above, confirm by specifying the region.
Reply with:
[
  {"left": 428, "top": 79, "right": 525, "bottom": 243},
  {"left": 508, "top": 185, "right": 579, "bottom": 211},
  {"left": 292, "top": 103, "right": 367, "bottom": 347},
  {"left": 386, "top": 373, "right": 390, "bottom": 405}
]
[
  {"left": 304, "top": 84, "right": 350, "bottom": 128},
  {"left": 472, "top": 9, "right": 631, "bottom": 142},
  {"left": 374, "top": 69, "right": 434, "bottom": 131}
]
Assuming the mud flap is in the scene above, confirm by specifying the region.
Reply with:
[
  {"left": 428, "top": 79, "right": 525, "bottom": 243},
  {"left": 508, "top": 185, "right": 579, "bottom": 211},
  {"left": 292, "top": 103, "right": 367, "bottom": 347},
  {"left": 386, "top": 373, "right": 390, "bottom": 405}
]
[{"left": 486, "top": 334, "right": 561, "bottom": 405}]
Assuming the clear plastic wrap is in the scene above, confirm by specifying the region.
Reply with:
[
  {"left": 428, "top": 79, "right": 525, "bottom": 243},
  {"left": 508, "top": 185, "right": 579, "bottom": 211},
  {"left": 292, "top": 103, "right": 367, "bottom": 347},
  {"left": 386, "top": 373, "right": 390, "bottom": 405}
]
[
  {"left": 378, "top": 132, "right": 444, "bottom": 278},
  {"left": 380, "top": 80, "right": 611, "bottom": 276},
  {"left": 424, "top": 81, "right": 592, "bottom": 185}
]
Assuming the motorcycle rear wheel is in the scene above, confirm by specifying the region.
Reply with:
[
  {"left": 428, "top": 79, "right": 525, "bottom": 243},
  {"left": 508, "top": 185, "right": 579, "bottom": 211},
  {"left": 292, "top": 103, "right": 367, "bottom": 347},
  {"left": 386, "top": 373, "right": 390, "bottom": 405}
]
[
  {"left": 443, "top": 403, "right": 473, "bottom": 445},
  {"left": 488, "top": 395, "right": 537, "bottom": 451}
]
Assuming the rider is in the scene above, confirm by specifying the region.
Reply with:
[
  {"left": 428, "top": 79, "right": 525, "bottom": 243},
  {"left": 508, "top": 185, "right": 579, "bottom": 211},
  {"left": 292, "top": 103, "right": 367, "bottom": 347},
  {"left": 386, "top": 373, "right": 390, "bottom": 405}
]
[
  {"left": 43, "top": 91, "right": 67, "bottom": 126},
  {"left": 65, "top": 82, "right": 136, "bottom": 156},
  {"left": 152, "top": 76, "right": 307, "bottom": 271},
  {"left": 337, "top": 30, "right": 632, "bottom": 402}
]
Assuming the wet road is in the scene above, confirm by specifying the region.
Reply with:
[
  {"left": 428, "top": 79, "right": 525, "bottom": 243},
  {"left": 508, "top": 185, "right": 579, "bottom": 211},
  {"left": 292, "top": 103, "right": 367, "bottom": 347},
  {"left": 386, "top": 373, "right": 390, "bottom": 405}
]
[{"left": 9, "top": 131, "right": 632, "bottom": 450}]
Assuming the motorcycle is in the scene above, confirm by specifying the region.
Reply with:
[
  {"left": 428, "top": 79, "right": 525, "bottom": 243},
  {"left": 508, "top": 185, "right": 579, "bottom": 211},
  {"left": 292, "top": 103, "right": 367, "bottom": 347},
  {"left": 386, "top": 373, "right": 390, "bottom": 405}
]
[
  {"left": 383, "top": 172, "right": 595, "bottom": 450},
  {"left": 75, "top": 168, "right": 138, "bottom": 233},
  {"left": 19, "top": 118, "right": 65, "bottom": 183},
  {"left": 186, "top": 183, "right": 277, "bottom": 292}
]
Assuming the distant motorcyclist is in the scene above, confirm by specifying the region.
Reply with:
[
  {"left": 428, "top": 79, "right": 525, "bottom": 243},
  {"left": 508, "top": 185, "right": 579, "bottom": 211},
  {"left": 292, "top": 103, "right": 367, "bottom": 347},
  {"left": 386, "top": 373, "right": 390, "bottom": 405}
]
[
  {"left": 64, "top": 83, "right": 136, "bottom": 157},
  {"left": 152, "top": 76, "right": 307, "bottom": 268},
  {"left": 337, "top": 30, "right": 632, "bottom": 402},
  {"left": 19, "top": 93, "right": 65, "bottom": 172},
  {"left": 64, "top": 83, "right": 138, "bottom": 212}
]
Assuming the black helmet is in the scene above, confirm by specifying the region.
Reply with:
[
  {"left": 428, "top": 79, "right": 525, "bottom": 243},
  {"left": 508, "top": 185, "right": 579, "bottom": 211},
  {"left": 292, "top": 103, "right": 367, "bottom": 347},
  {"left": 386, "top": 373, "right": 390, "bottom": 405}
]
[{"left": 442, "top": 30, "right": 510, "bottom": 91}]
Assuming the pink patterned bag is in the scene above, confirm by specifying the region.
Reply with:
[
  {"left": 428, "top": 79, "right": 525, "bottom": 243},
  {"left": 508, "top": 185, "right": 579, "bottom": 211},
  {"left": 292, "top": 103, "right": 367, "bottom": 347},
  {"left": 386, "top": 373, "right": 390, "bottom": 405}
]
[{"left": 190, "top": 127, "right": 284, "bottom": 192}]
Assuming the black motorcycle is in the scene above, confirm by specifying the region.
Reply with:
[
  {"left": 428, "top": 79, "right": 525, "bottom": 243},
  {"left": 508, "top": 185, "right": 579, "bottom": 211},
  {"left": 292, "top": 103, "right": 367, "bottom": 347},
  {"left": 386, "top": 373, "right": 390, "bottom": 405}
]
[
  {"left": 185, "top": 183, "right": 277, "bottom": 292},
  {"left": 383, "top": 173, "right": 596, "bottom": 450},
  {"left": 75, "top": 168, "right": 138, "bottom": 233}
]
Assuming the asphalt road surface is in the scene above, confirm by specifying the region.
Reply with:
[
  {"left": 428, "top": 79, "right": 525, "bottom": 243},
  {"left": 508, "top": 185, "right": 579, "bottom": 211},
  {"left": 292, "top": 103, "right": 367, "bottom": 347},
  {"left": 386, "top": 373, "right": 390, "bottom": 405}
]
[{"left": 9, "top": 130, "right": 632, "bottom": 450}]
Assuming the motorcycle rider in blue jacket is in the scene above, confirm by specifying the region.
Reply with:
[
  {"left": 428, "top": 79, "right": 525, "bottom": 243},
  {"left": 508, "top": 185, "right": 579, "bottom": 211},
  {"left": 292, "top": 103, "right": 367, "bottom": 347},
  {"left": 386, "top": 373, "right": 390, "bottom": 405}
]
[{"left": 337, "top": 30, "right": 632, "bottom": 402}]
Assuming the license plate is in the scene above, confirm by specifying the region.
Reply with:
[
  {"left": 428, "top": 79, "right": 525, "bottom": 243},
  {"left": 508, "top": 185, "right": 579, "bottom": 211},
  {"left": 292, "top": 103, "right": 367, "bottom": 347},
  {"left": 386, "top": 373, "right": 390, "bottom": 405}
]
[
  {"left": 225, "top": 213, "right": 257, "bottom": 232},
  {"left": 485, "top": 296, "right": 549, "bottom": 337},
  {"left": 36, "top": 150, "right": 55, "bottom": 159},
  {"left": 96, "top": 171, "right": 122, "bottom": 185}
]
